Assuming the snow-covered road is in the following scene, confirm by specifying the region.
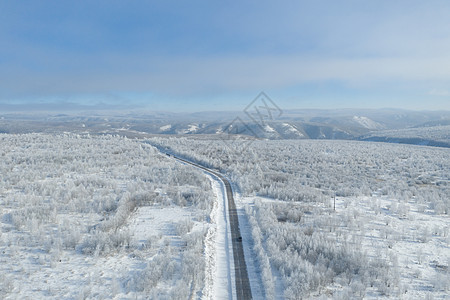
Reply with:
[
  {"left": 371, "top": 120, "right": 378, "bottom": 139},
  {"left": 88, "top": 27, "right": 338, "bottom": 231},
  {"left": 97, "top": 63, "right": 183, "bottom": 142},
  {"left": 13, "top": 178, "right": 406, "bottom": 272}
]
[
  {"left": 167, "top": 154, "right": 256, "bottom": 299},
  {"left": 205, "top": 176, "right": 235, "bottom": 299}
]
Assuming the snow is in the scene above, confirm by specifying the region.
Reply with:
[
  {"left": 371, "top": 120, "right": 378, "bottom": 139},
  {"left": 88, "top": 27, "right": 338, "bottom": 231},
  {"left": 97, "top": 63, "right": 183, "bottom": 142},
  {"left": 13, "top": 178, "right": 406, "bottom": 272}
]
[
  {"left": 128, "top": 205, "right": 194, "bottom": 243},
  {"left": 203, "top": 181, "right": 218, "bottom": 299},
  {"left": 182, "top": 124, "right": 199, "bottom": 134},
  {"left": 0, "top": 134, "right": 216, "bottom": 299},
  {"left": 209, "top": 176, "right": 234, "bottom": 300},
  {"left": 235, "top": 194, "right": 269, "bottom": 299},
  {"left": 282, "top": 122, "right": 305, "bottom": 137},
  {"left": 173, "top": 157, "right": 265, "bottom": 299},
  {"left": 353, "top": 115, "right": 385, "bottom": 130},
  {"left": 341, "top": 195, "right": 450, "bottom": 299},
  {"left": 264, "top": 124, "right": 276, "bottom": 133},
  {"left": 362, "top": 125, "right": 450, "bottom": 146},
  {"left": 242, "top": 194, "right": 450, "bottom": 299},
  {"left": 171, "top": 161, "right": 235, "bottom": 300},
  {"left": 159, "top": 124, "right": 172, "bottom": 131},
  {"left": 148, "top": 137, "right": 449, "bottom": 298},
  {"left": 3, "top": 132, "right": 448, "bottom": 299},
  {"left": 0, "top": 247, "right": 136, "bottom": 299}
]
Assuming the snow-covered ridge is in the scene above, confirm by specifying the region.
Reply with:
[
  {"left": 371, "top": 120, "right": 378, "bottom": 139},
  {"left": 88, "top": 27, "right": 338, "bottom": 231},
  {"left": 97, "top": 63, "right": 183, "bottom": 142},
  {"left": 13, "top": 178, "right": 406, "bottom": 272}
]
[
  {"left": 282, "top": 122, "right": 305, "bottom": 137},
  {"left": 159, "top": 124, "right": 172, "bottom": 131},
  {"left": 180, "top": 124, "right": 199, "bottom": 134},
  {"left": 361, "top": 125, "right": 450, "bottom": 147},
  {"left": 352, "top": 115, "right": 385, "bottom": 130}
]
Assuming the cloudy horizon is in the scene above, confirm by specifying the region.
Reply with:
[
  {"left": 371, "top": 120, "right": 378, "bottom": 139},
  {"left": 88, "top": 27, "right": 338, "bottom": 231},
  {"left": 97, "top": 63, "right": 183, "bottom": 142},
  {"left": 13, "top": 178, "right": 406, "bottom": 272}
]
[{"left": 1, "top": 1, "right": 450, "bottom": 112}]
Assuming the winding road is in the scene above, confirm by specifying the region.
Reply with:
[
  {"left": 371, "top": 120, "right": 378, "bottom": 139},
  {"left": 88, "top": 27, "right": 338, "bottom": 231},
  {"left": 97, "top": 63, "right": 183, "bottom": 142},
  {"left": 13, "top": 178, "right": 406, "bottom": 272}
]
[{"left": 168, "top": 154, "right": 253, "bottom": 300}]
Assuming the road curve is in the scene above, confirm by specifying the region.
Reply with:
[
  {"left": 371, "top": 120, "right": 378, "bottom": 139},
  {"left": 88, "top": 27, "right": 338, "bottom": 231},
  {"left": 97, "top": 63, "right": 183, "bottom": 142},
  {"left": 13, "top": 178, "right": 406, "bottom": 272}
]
[{"left": 168, "top": 154, "right": 253, "bottom": 300}]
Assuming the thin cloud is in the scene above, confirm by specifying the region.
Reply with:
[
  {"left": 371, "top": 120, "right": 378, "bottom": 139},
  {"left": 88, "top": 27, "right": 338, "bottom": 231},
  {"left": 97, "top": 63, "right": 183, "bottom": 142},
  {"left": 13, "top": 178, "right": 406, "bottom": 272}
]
[
  {"left": 428, "top": 89, "right": 450, "bottom": 97},
  {"left": 1, "top": 1, "right": 450, "bottom": 111},
  {"left": 2, "top": 54, "right": 450, "bottom": 97}
]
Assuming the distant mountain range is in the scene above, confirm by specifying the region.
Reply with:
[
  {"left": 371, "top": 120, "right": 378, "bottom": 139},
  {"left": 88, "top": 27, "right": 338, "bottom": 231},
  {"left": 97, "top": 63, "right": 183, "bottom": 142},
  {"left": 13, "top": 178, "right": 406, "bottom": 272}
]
[{"left": 1, "top": 108, "right": 449, "bottom": 147}]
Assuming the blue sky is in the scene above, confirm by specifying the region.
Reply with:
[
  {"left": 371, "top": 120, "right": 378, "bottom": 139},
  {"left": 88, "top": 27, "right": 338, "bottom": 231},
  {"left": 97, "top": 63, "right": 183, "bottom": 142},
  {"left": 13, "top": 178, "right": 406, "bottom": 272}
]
[{"left": 1, "top": 1, "right": 449, "bottom": 112}]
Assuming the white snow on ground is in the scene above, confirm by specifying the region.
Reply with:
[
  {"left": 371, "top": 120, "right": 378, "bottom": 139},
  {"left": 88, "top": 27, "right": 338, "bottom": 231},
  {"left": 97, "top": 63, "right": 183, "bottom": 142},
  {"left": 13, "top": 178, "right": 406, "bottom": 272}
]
[
  {"left": 363, "top": 125, "right": 450, "bottom": 145},
  {"left": 182, "top": 124, "right": 199, "bottom": 134},
  {"left": 173, "top": 158, "right": 265, "bottom": 300},
  {"left": 234, "top": 194, "right": 268, "bottom": 299},
  {"left": 264, "top": 125, "right": 276, "bottom": 133},
  {"left": 128, "top": 205, "right": 195, "bottom": 244},
  {"left": 239, "top": 196, "right": 285, "bottom": 299},
  {"left": 353, "top": 115, "right": 385, "bottom": 130},
  {"left": 203, "top": 179, "right": 219, "bottom": 300},
  {"left": 171, "top": 164, "right": 234, "bottom": 300},
  {"left": 164, "top": 155, "right": 237, "bottom": 299},
  {"left": 1, "top": 203, "right": 208, "bottom": 299},
  {"left": 146, "top": 137, "right": 449, "bottom": 298},
  {"left": 339, "top": 195, "right": 450, "bottom": 299},
  {"left": 0, "top": 134, "right": 218, "bottom": 299},
  {"left": 159, "top": 124, "right": 172, "bottom": 131},
  {"left": 241, "top": 194, "right": 450, "bottom": 299},
  {"left": 282, "top": 123, "right": 305, "bottom": 137},
  {"left": 209, "top": 176, "right": 234, "bottom": 300},
  {"left": 0, "top": 245, "right": 137, "bottom": 299}
]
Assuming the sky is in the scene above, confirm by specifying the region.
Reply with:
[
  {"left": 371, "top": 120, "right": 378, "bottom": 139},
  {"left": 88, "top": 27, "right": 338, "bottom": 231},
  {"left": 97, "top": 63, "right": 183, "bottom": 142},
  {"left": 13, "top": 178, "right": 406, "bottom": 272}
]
[{"left": 1, "top": 0, "right": 450, "bottom": 112}]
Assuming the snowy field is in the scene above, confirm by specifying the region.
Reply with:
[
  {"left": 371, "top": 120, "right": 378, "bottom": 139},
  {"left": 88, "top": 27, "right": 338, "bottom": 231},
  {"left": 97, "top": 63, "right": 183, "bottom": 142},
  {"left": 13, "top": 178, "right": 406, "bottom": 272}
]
[
  {"left": 1, "top": 133, "right": 448, "bottom": 299},
  {"left": 150, "top": 137, "right": 450, "bottom": 299},
  {"left": 0, "top": 133, "right": 219, "bottom": 299}
]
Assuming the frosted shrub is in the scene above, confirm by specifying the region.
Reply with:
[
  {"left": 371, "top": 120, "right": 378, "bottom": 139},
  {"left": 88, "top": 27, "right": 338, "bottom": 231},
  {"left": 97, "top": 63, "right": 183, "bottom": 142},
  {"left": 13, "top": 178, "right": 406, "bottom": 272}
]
[
  {"left": 149, "top": 138, "right": 449, "bottom": 213},
  {"left": 0, "top": 133, "right": 214, "bottom": 298},
  {"left": 248, "top": 201, "right": 389, "bottom": 298},
  {"left": 76, "top": 229, "right": 131, "bottom": 255},
  {"left": 176, "top": 219, "right": 194, "bottom": 236},
  {"left": 0, "top": 274, "right": 14, "bottom": 295}
]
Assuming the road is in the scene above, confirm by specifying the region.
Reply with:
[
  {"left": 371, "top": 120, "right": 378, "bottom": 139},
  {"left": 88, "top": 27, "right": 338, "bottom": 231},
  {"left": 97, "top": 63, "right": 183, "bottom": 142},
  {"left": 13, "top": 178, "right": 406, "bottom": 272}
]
[{"left": 168, "top": 154, "right": 253, "bottom": 300}]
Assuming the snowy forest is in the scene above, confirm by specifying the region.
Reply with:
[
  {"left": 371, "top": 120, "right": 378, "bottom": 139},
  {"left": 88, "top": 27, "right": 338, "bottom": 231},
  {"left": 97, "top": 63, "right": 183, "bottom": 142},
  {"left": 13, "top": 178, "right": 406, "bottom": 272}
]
[
  {"left": 150, "top": 137, "right": 450, "bottom": 299},
  {"left": 0, "top": 133, "right": 215, "bottom": 299},
  {"left": 2, "top": 0, "right": 450, "bottom": 298},
  {"left": 0, "top": 132, "right": 448, "bottom": 299}
]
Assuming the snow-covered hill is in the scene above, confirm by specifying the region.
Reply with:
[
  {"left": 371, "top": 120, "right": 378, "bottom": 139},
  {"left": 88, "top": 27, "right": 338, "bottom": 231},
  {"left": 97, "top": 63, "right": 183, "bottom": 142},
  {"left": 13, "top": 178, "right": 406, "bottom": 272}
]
[
  {"left": 352, "top": 115, "right": 385, "bottom": 130},
  {"left": 360, "top": 125, "right": 450, "bottom": 147}
]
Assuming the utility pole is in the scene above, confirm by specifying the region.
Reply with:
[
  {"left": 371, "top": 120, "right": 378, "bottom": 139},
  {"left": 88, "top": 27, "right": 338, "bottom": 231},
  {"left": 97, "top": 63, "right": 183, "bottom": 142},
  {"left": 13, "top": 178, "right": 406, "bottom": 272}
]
[{"left": 333, "top": 192, "right": 336, "bottom": 212}]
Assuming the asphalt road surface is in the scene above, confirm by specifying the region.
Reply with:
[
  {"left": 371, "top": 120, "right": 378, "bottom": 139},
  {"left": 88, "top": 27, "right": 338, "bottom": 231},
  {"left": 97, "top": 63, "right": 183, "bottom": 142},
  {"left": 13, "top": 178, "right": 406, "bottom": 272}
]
[{"left": 168, "top": 154, "right": 253, "bottom": 300}]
